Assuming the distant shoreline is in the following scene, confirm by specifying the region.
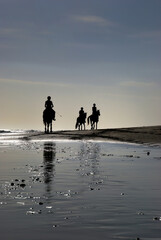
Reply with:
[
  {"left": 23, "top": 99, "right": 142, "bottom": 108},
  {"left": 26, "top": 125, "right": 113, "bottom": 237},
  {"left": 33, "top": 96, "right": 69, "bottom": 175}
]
[{"left": 14, "top": 125, "right": 161, "bottom": 146}]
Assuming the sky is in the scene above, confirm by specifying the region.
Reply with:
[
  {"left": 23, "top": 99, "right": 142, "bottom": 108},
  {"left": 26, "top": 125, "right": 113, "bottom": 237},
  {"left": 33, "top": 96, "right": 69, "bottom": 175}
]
[{"left": 0, "top": 0, "right": 161, "bottom": 131}]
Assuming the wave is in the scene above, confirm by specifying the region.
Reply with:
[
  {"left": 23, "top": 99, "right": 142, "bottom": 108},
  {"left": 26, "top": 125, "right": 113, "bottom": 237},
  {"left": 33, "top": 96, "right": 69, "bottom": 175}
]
[
  {"left": 0, "top": 129, "right": 39, "bottom": 134},
  {"left": 0, "top": 130, "right": 12, "bottom": 134}
]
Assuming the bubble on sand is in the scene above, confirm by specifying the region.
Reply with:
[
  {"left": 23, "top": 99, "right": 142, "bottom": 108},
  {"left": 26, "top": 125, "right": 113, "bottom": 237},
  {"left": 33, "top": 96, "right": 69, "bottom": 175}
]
[
  {"left": 26, "top": 210, "right": 38, "bottom": 215},
  {"left": 153, "top": 217, "right": 161, "bottom": 221},
  {"left": 17, "top": 202, "right": 25, "bottom": 205},
  {"left": 20, "top": 183, "right": 26, "bottom": 188},
  {"left": 138, "top": 212, "right": 144, "bottom": 215},
  {"left": 26, "top": 208, "right": 42, "bottom": 215},
  {"left": 14, "top": 194, "right": 28, "bottom": 200},
  {"left": 53, "top": 224, "right": 59, "bottom": 228},
  {"left": 0, "top": 202, "right": 7, "bottom": 205},
  {"left": 46, "top": 206, "right": 53, "bottom": 209}
]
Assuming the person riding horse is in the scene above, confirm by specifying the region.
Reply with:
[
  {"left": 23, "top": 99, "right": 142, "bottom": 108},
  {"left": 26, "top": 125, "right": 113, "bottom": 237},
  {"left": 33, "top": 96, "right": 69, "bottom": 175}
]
[
  {"left": 79, "top": 107, "right": 85, "bottom": 118},
  {"left": 92, "top": 103, "right": 97, "bottom": 116},
  {"left": 87, "top": 103, "right": 100, "bottom": 130},
  {"left": 44, "top": 96, "right": 55, "bottom": 120},
  {"left": 43, "top": 96, "right": 56, "bottom": 133},
  {"left": 75, "top": 107, "right": 87, "bottom": 130}
]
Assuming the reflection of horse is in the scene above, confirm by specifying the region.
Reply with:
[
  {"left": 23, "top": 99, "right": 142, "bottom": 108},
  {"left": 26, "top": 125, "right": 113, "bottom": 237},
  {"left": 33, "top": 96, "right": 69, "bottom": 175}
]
[
  {"left": 43, "top": 109, "right": 55, "bottom": 133},
  {"left": 75, "top": 113, "right": 87, "bottom": 130},
  {"left": 87, "top": 110, "right": 100, "bottom": 130},
  {"left": 43, "top": 142, "right": 56, "bottom": 194}
]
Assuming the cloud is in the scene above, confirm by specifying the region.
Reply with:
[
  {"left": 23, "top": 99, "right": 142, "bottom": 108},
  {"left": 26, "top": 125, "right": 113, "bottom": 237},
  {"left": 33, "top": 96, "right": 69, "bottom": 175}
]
[
  {"left": 0, "top": 27, "right": 21, "bottom": 35},
  {"left": 120, "top": 80, "right": 155, "bottom": 88},
  {"left": 129, "top": 30, "right": 161, "bottom": 39},
  {"left": 0, "top": 26, "right": 53, "bottom": 39},
  {"left": 0, "top": 78, "right": 73, "bottom": 88},
  {"left": 72, "top": 15, "right": 115, "bottom": 27}
]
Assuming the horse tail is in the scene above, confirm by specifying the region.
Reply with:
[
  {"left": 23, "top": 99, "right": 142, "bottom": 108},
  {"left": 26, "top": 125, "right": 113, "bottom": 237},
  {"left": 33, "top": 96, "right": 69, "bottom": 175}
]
[
  {"left": 87, "top": 116, "right": 90, "bottom": 125},
  {"left": 75, "top": 117, "right": 79, "bottom": 129},
  {"left": 43, "top": 110, "right": 46, "bottom": 124}
]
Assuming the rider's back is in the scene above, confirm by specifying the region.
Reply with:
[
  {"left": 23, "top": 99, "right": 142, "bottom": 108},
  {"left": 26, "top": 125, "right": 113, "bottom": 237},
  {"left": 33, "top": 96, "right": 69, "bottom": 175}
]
[
  {"left": 92, "top": 106, "right": 97, "bottom": 116},
  {"left": 45, "top": 100, "right": 53, "bottom": 109}
]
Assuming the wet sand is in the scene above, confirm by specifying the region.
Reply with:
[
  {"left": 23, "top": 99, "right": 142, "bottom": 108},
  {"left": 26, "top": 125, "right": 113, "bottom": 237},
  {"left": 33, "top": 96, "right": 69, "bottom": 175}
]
[
  {"left": 1, "top": 126, "right": 161, "bottom": 239},
  {"left": 0, "top": 139, "right": 161, "bottom": 240},
  {"left": 18, "top": 125, "right": 161, "bottom": 145}
]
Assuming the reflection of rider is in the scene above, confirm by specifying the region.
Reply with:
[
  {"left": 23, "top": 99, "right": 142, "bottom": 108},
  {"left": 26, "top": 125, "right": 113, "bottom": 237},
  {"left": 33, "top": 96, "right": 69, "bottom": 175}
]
[
  {"left": 45, "top": 96, "right": 56, "bottom": 121},
  {"left": 92, "top": 103, "right": 97, "bottom": 116},
  {"left": 43, "top": 142, "right": 56, "bottom": 194}
]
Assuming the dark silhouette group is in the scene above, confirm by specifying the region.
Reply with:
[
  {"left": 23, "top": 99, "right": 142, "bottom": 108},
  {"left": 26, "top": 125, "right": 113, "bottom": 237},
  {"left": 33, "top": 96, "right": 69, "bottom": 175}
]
[{"left": 43, "top": 96, "right": 100, "bottom": 133}]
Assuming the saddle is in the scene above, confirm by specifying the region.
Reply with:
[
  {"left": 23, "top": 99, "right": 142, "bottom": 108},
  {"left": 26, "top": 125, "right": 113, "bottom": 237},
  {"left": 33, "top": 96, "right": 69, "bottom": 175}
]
[{"left": 44, "top": 108, "right": 56, "bottom": 120}]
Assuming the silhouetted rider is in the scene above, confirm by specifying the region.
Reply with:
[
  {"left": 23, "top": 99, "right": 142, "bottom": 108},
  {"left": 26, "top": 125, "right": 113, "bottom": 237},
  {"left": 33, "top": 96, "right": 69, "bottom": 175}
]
[
  {"left": 45, "top": 96, "right": 54, "bottom": 109},
  {"left": 75, "top": 107, "right": 87, "bottom": 129},
  {"left": 92, "top": 103, "right": 97, "bottom": 116},
  {"left": 79, "top": 107, "right": 85, "bottom": 117},
  {"left": 45, "top": 96, "right": 55, "bottom": 121}
]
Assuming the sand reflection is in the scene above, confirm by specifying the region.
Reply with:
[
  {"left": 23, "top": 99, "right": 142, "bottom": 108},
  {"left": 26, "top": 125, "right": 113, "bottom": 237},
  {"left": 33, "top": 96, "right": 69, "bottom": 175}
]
[
  {"left": 43, "top": 142, "right": 56, "bottom": 195},
  {"left": 78, "top": 142, "right": 102, "bottom": 188}
]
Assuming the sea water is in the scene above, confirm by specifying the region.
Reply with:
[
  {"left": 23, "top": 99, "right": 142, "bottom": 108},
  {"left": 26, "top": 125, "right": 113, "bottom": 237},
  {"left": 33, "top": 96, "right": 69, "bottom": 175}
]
[{"left": 0, "top": 136, "right": 161, "bottom": 240}]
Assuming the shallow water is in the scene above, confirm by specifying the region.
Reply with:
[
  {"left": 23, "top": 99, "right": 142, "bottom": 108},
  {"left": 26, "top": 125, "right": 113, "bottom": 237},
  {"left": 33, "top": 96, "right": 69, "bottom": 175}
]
[{"left": 0, "top": 139, "right": 161, "bottom": 240}]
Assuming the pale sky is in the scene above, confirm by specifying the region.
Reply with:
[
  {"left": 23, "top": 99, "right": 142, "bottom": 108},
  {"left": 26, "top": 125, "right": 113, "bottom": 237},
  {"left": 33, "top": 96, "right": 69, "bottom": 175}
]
[{"left": 0, "top": 0, "right": 161, "bottom": 130}]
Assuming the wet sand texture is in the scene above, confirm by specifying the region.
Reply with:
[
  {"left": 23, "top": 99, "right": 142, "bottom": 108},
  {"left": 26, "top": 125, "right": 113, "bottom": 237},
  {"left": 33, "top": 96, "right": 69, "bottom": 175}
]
[
  {"left": 0, "top": 140, "right": 161, "bottom": 240},
  {"left": 20, "top": 126, "right": 161, "bottom": 145}
]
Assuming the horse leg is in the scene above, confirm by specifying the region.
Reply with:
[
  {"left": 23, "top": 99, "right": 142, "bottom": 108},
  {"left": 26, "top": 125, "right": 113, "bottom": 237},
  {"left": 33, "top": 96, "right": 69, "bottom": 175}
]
[
  {"left": 46, "top": 123, "right": 49, "bottom": 133},
  {"left": 45, "top": 123, "right": 47, "bottom": 133},
  {"left": 50, "top": 122, "right": 52, "bottom": 133}
]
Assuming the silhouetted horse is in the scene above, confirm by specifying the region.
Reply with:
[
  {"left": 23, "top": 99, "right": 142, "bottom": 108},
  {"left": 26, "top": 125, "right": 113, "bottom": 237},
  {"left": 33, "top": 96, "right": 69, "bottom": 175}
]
[
  {"left": 75, "top": 113, "right": 87, "bottom": 130},
  {"left": 43, "top": 109, "right": 55, "bottom": 133},
  {"left": 87, "top": 110, "right": 100, "bottom": 130}
]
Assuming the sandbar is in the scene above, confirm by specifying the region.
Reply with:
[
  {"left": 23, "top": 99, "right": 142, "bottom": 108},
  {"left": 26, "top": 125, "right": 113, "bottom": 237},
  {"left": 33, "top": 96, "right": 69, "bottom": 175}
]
[{"left": 18, "top": 125, "right": 161, "bottom": 145}]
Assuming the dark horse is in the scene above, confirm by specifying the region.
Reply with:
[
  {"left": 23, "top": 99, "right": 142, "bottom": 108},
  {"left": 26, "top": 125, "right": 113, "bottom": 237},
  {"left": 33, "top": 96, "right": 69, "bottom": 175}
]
[
  {"left": 43, "top": 109, "right": 55, "bottom": 133},
  {"left": 87, "top": 110, "right": 100, "bottom": 130},
  {"left": 75, "top": 113, "right": 87, "bottom": 130}
]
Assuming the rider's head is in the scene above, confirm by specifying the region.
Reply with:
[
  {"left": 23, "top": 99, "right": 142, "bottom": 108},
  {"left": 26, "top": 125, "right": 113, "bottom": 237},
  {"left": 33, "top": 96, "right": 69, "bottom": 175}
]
[
  {"left": 93, "top": 103, "right": 96, "bottom": 106},
  {"left": 47, "top": 96, "right": 51, "bottom": 100},
  {"left": 81, "top": 107, "right": 83, "bottom": 110}
]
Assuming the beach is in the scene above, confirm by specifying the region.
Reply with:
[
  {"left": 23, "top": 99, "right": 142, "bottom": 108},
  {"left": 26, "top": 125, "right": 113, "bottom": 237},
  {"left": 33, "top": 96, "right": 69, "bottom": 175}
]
[
  {"left": 0, "top": 126, "right": 161, "bottom": 240},
  {"left": 2, "top": 125, "right": 161, "bottom": 145}
]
